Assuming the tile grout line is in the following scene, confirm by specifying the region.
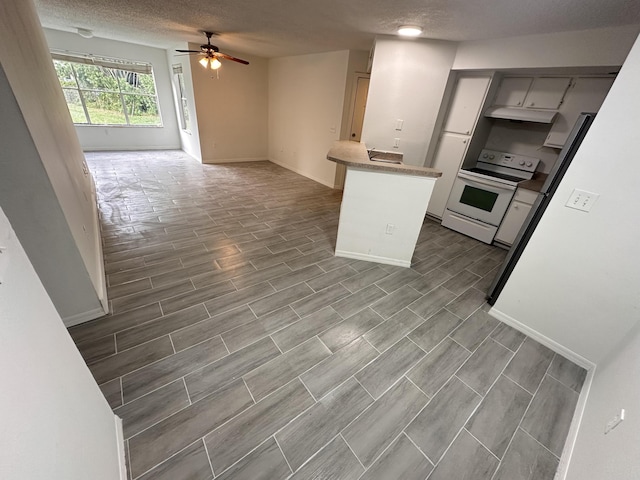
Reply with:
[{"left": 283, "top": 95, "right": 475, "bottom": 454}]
[
  {"left": 490, "top": 351, "right": 562, "bottom": 480},
  {"left": 463, "top": 426, "right": 502, "bottom": 462},
  {"left": 340, "top": 433, "right": 368, "bottom": 471},
  {"left": 402, "top": 431, "right": 435, "bottom": 466},
  {"left": 182, "top": 377, "right": 192, "bottom": 405},
  {"left": 202, "top": 439, "right": 217, "bottom": 478},
  {"left": 273, "top": 435, "right": 295, "bottom": 475}
]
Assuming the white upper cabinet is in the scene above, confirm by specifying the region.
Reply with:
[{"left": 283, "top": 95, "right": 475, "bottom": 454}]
[
  {"left": 524, "top": 77, "right": 572, "bottom": 109},
  {"left": 492, "top": 76, "right": 571, "bottom": 110},
  {"left": 443, "top": 76, "right": 492, "bottom": 135},
  {"left": 544, "top": 76, "right": 615, "bottom": 148},
  {"left": 492, "top": 77, "right": 533, "bottom": 107}
]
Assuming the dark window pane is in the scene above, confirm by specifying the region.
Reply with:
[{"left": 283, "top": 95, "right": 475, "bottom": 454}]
[
  {"left": 124, "top": 95, "right": 161, "bottom": 125},
  {"left": 62, "top": 89, "right": 88, "bottom": 124},
  {"left": 74, "top": 64, "right": 119, "bottom": 91},
  {"left": 83, "top": 91, "right": 126, "bottom": 124},
  {"left": 54, "top": 61, "right": 76, "bottom": 87},
  {"left": 460, "top": 186, "right": 499, "bottom": 212}
]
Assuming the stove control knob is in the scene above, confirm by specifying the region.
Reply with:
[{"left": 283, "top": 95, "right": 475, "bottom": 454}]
[
  {"left": 483, "top": 153, "right": 488, "bottom": 158},
  {"left": 526, "top": 162, "right": 533, "bottom": 167},
  {"left": 519, "top": 161, "right": 525, "bottom": 166},
  {"left": 489, "top": 154, "right": 495, "bottom": 160}
]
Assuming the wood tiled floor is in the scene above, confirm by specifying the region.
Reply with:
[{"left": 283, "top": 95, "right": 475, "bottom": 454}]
[{"left": 70, "top": 150, "right": 587, "bottom": 479}]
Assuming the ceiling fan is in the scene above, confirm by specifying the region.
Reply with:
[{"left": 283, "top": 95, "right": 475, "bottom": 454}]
[{"left": 176, "top": 31, "right": 249, "bottom": 70}]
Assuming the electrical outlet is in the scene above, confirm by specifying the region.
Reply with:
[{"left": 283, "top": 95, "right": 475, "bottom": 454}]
[
  {"left": 566, "top": 189, "right": 599, "bottom": 212},
  {"left": 385, "top": 223, "right": 394, "bottom": 235},
  {"left": 605, "top": 408, "right": 625, "bottom": 434}
]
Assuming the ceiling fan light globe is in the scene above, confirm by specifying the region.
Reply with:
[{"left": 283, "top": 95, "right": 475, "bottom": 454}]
[
  {"left": 199, "top": 57, "right": 209, "bottom": 68},
  {"left": 211, "top": 58, "right": 222, "bottom": 69}
]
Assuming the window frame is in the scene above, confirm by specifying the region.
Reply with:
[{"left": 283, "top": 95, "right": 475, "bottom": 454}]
[
  {"left": 52, "top": 52, "right": 163, "bottom": 127},
  {"left": 172, "top": 64, "right": 191, "bottom": 133}
]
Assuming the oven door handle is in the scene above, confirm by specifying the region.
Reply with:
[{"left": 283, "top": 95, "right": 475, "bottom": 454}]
[{"left": 457, "top": 171, "right": 516, "bottom": 191}]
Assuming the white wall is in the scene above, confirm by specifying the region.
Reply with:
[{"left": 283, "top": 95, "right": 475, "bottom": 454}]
[
  {"left": 268, "top": 50, "right": 353, "bottom": 187},
  {"left": 491, "top": 33, "right": 640, "bottom": 366},
  {"left": 0, "top": 0, "right": 106, "bottom": 324},
  {"left": 566, "top": 321, "right": 640, "bottom": 479},
  {"left": 361, "top": 36, "right": 458, "bottom": 166},
  {"left": 0, "top": 64, "right": 103, "bottom": 323},
  {"left": 191, "top": 47, "right": 268, "bottom": 163},
  {"left": 167, "top": 47, "right": 202, "bottom": 161},
  {"left": 44, "top": 28, "right": 181, "bottom": 151},
  {"left": 0, "top": 206, "right": 122, "bottom": 480},
  {"left": 453, "top": 24, "right": 640, "bottom": 71}
]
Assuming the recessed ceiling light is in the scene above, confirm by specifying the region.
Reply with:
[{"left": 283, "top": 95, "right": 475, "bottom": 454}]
[{"left": 397, "top": 26, "right": 422, "bottom": 37}]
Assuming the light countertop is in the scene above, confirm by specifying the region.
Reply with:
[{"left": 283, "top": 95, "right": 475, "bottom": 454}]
[
  {"left": 519, "top": 172, "right": 549, "bottom": 192},
  {"left": 327, "top": 141, "right": 442, "bottom": 178}
]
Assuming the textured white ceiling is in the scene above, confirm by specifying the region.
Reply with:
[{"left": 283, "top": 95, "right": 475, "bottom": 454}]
[{"left": 34, "top": 0, "right": 640, "bottom": 57}]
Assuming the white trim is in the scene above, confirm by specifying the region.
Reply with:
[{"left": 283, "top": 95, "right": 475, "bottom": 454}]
[
  {"left": 91, "top": 177, "right": 109, "bottom": 316},
  {"left": 334, "top": 249, "right": 411, "bottom": 268},
  {"left": 62, "top": 306, "right": 105, "bottom": 327},
  {"left": 203, "top": 158, "right": 270, "bottom": 164},
  {"left": 488, "top": 306, "right": 596, "bottom": 480},
  {"left": 82, "top": 145, "right": 182, "bottom": 152},
  {"left": 554, "top": 366, "right": 595, "bottom": 480},
  {"left": 488, "top": 306, "right": 595, "bottom": 370},
  {"left": 114, "top": 415, "right": 127, "bottom": 480},
  {"left": 268, "top": 158, "right": 336, "bottom": 189}
]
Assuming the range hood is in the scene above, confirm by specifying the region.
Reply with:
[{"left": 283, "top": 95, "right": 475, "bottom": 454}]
[{"left": 484, "top": 107, "right": 558, "bottom": 124}]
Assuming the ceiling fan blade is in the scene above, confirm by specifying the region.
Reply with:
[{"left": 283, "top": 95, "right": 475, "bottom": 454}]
[
  {"left": 216, "top": 52, "right": 250, "bottom": 65},
  {"left": 175, "top": 49, "right": 201, "bottom": 53}
]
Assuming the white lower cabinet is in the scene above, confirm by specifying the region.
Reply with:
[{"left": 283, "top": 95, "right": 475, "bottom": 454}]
[
  {"left": 495, "top": 188, "right": 538, "bottom": 245},
  {"left": 426, "top": 133, "right": 468, "bottom": 218}
]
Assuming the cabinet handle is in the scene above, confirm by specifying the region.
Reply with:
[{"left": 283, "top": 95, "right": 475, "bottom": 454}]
[
  {"left": 529, "top": 102, "right": 535, "bottom": 106},
  {"left": 465, "top": 130, "right": 470, "bottom": 134},
  {"left": 517, "top": 101, "right": 522, "bottom": 106},
  {"left": 462, "top": 139, "right": 467, "bottom": 144}
]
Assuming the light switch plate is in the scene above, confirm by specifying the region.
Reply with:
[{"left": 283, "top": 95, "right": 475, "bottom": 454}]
[{"left": 566, "top": 189, "right": 599, "bottom": 212}]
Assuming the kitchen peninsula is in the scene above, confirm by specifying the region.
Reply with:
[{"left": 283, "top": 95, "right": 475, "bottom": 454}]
[{"left": 327, "top": 141, "right": 441, "bottom": 267}]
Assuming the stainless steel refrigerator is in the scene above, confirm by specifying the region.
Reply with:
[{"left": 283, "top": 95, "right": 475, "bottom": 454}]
[{"left": 487, "top": 112, "right": 596, "bottom": 305}]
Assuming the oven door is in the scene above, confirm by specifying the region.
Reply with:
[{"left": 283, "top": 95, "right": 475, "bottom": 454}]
[{"left": 446, "top": 171, "right": 516, "bottom": 226}]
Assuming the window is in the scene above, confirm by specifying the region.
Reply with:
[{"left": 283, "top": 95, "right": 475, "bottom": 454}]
[
  {"left": 172, "top": 65, "right": 191, "bottom": 132},
  {"left": 52, "top": 53, "right": 162, "bottom": 126}
]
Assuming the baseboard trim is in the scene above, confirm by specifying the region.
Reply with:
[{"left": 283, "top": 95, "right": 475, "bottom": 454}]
[
  {"left": 487, "top": 306, "right": 596, "bottom": 480},
  {"left": 115, "top": 415, "right": 127, "bottom": 480},
  {"left": 487, "top": 307, "right": 595, "bottom": 370},
  {"left": 268, "top": 159, "right": 335, "bottom": 189},
  {"left": 63, "top": 306, "right": 105, "bottom": 328},
  {"left": 335, "top": 250, "right": 411, "bottom": 268},
  {"left": 82, "top": 145, "right": 180, "bottom": 151},
  {"left": 203, "top": 158, "right": 269, "bottom": 164},
  {"left": 554, "top": 366, "right": 595, "bottom": 480}
]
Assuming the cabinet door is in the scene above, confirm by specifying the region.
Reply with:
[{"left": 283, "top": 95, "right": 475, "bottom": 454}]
[
  {"left": 493, "top": 77, "right": 532, "bottom": 107},
  {"left": 427, "top": 133, "right": 469, "bottom": 218},
  {"left": 495, "top": 199, "right": 533, "bottom": 245},
  {"left": 544, "top": 77, "right": 615, "bottom": 148},
  {"left": 443, "top": 76, "right": 491, "bottom": 135},
  {"left": 524, "top": 77, "right": 571, "bottom": 109}
]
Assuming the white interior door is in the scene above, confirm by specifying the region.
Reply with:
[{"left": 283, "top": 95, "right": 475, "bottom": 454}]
[{"left": 350, "top": 76, "right": 370, "bottom": 142}]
